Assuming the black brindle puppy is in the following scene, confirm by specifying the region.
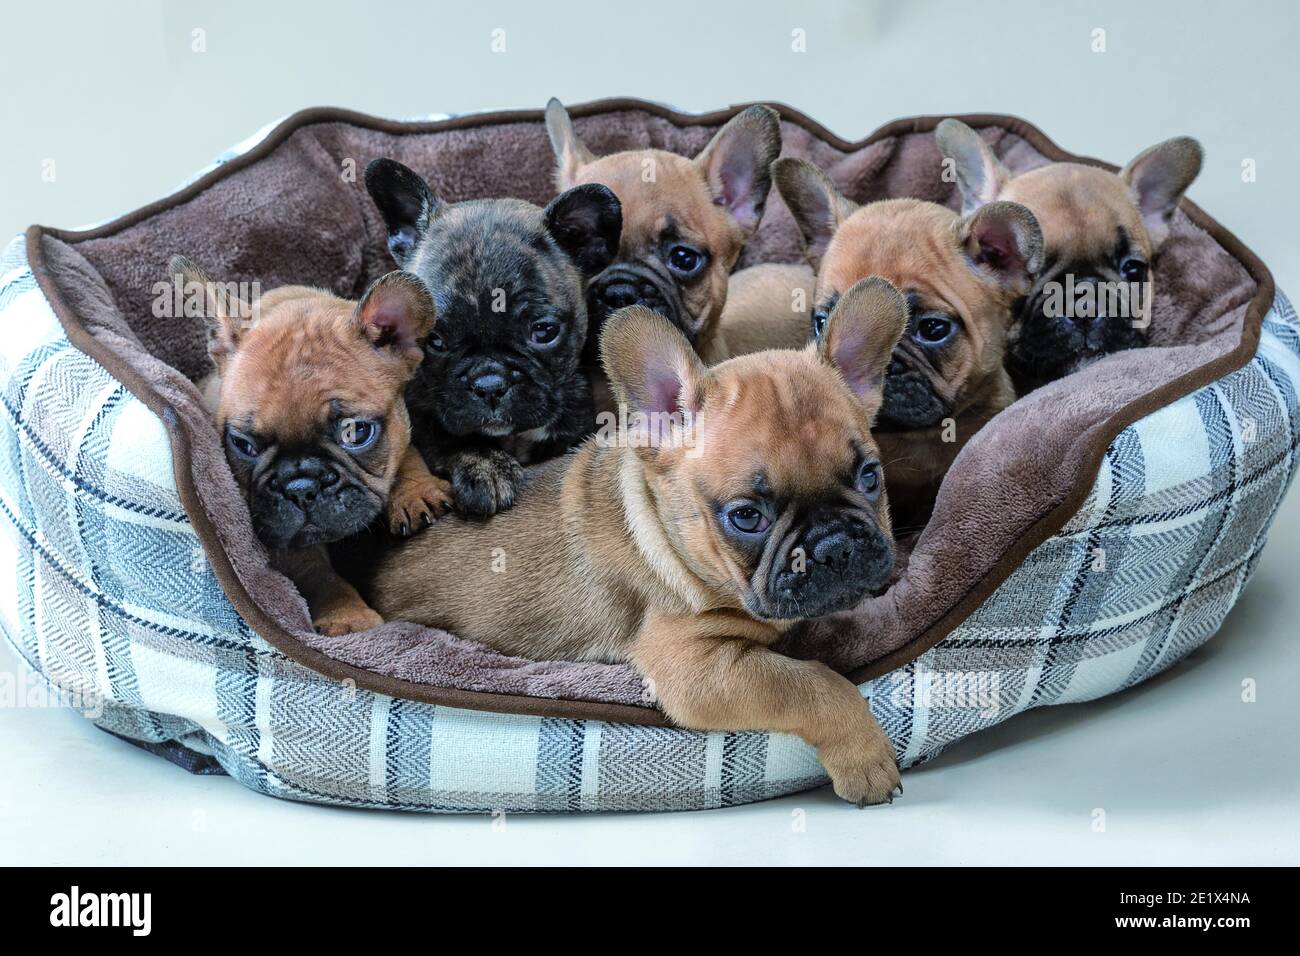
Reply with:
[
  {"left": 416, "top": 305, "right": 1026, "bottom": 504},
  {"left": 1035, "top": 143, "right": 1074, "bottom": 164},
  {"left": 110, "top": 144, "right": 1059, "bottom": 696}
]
[{"left": 365, "top": 159, "right": 621, "bottom": 516}]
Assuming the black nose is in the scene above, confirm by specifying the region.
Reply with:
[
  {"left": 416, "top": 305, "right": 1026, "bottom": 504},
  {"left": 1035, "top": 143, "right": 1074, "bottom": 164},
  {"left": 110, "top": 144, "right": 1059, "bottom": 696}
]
[
  {"left": 599, "top": 280, "right": 640, "bottom": 310},
  {"left": 283, "top": 476, "right": 321, "bottom": 507},
  {"left": 811, "top": 529, "right": 856, "bottom": 571},
  {"left": 274, "top": 457, "right": 338, "bottom": 508},
  {"left": 470, "top": 371, "right": 508, "bottom": 400}
]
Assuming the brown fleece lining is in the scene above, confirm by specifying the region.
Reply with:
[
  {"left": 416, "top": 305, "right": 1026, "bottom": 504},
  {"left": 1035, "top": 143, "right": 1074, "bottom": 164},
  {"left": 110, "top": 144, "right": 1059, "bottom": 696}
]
[{"left": 27, "top": 100, "right": 1274, "bottom": 726}]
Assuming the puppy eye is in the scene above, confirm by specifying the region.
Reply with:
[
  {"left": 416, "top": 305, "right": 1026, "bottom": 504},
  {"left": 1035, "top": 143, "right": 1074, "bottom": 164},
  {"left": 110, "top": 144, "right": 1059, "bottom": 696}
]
[
  {"left": 856, "top": 460, "right": 882, "bottom": 499},
  {"left": 338, "top": 418, "right": 382, "bottom": 452},
  {"left": 426, "top": 321, "right": 449, "bottom": 353},
  {"left": 225, "top": 426, "right": 260, "bottom": 461},
  {"left": 529, "top": 319, "right": 561, "bottom": 346},
  {"left": 1120, "top": 259, "right": 1148, "bottom": 283},
  {"left": 912, "top": 315, "right": 956, "bottom": 346},
  {"left": 811, "top": 308, "right": 830, "bottom": 339},
  {"left": 667, "top": 246, "right": 706, "bottom": 277},
  {"left": 725, "top": 503, "right": 770, "bottom": 535}
]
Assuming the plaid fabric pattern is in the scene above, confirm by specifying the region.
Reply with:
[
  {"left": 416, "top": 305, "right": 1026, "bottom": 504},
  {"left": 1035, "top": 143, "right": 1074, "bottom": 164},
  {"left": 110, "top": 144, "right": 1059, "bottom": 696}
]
[{"left": 3, "top": 237, "right": 1297, "bottom": 814}]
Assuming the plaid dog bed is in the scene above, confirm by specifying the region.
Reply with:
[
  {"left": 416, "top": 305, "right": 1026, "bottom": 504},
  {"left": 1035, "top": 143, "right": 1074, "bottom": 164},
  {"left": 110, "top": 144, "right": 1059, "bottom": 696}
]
[
  {"left": 3, "top": 105, "right": 1296, "bottom": 812},
  {"left": 3, "top": 227, "right": 1295, "bottom": 810}
]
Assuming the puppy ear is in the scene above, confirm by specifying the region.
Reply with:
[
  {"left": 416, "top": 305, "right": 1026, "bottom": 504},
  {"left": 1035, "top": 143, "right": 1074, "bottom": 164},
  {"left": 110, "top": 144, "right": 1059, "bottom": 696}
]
[
  {"left": 352, "top": 271, "right": 436, "bottom": 371},
  {"left": 695, "top": 105, "right": 783, "bottom": 236},
  {"left": 600, "top": 305, "right": 707, "bottom": 443},
  {"left": 935, "top": 118, "right": 1010, "bottom": 215},
  {"left": 364, "top": 159, "right": 443, "bottom": 266},
  {"left": 817, "top": 276, "right": 908, "bottom": 415},
  {"left": 544, "top": 183, "right": 623, "bottom": 276},
  {"left": 545, "top": 98, "right": 597, "bottom": 191},
  {"left": 773, "top": 157, "right": 859, "bottom": 271},
  {"left": 1120, "top": 136, "right": 1203, "bottom": 250},
  {"left": 957, "top": 200, "right": 1044, "bottom": 295},
  {"left": 169, "top": 255, "right": 254, "bottom": 372}
]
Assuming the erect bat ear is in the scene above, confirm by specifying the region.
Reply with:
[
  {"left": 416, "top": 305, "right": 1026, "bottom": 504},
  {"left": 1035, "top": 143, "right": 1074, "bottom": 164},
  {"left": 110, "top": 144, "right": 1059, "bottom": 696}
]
[
  {"left": 816, "top": 276, "right": 908, "bottom": 421},
  {"left": 935, "top": 118, "right": 1011, "bottom": 215},
  {"left": 599, "top": 305, "right": 707, "bottom": 456},
  {"left": 168, "top": 255, "right": 256, "bottom": 372},
  {"left": 772, "top": 157, "right": 859, "bottom": 272},
  {"left": 695, "top": 105, "right": 783, "bottom": 236},
  {"left": 352, "top": 271, "right": 436, "bottom": 372},
  {"left": 957, "top": 200, "right": 1045, "bottom": 296},
  {"left": 364, "top": 158, "right": 443, "bottom": 266},
  {"left": 543, "top": 183, "right": 623, "bottom": 277},
  {"left": 1120, "top": 136, "right": 1204, "bottom": 250},
  {"left": 545, "top": 98, "right": 597, "bottom": 191}
]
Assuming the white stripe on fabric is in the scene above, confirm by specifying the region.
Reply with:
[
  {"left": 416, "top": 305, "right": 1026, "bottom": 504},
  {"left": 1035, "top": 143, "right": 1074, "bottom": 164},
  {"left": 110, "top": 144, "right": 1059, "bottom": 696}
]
[
  {"left": 703, "top": 731, "right": 725, "bottom": 796},
  {"left": 367, "top": 694, "right": 391, "bottom": 803},
  {"left": 428, "top": 709, "right": 541, "bottom": 796},
  {"left": 901, "top": 670, "right": 931, "bottom": 766},
  {"left": 254, "top": 660, "right": 275, "bottom": 780},
  {"left": 106, "top": 400, "right": 179, "bottom": 491},
  {"left": 579, "top": 720, "right": 603, "bottom": 807},
  {"left": 1133, "top": 394, "right": 1211, "bottom": 498},
  {"left": 132, "top": 641, "right": 228, "bottom": 741},
  {"left": 0, "top": 288, "right": 64, "bottom": 374}
]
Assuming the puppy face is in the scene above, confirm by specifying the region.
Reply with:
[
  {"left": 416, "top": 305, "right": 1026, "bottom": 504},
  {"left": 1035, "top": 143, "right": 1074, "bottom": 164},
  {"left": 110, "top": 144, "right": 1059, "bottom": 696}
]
[
  {"left": 366, "top": 159, "right": 621, "bottom": 438},
  {"left": 547, "top": 100, "right": 781, "bottom": 354},
  {"left": 176, "top": 259, "right": 433, "bottom": 549},
  {"left": 774, "top": 158, "right": 1042, "bottom": 429},
  {"left": 602, "top": 279, "right": 907, "bottom": 619},
  {"left": 936, "top": 120, "right": 1202, "bottom": 386}
]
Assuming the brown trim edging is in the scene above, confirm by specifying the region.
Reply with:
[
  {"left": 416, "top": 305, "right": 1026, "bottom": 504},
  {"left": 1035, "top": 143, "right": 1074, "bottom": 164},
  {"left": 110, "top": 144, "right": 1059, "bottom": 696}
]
[{"left": 26, "top": 99, "right": 1276, "bottom": 724}]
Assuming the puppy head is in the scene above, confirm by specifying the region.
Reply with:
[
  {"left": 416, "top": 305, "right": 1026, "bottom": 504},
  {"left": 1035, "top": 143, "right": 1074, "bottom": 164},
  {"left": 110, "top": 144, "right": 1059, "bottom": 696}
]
[
  {"left": 547, "top": 99, "right": 781, "bottom": 352},
  {"left": 365, "top": 158, "right": 621, "bottom": 437},
  {"left": 936, "top": 119, "right": 1202, "bottom": 383},
  {"left": 601, "top": 278, "right": 906, "bottom": 620},
  {"left": 174, "top": 257, "right": 433, "bottom": 549},
  {"left": 775, "top": 157, "right": 1041, "bottom": 429}
]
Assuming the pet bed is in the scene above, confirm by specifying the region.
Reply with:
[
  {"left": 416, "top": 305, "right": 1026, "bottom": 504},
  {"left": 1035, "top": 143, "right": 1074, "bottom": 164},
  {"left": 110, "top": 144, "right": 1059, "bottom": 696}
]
[{"left": 2, "top": 100, "right": 1295, "bottom": 813}]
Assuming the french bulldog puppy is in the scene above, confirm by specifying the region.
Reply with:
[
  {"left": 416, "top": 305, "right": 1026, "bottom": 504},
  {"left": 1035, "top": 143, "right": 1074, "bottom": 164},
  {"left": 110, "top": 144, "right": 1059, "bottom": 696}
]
[
  {"left": 757, "top": 158, "right": 1045, "bottom": 529},
  {"left": 545, "top": 99, "right": 782, "bottom": 365},
  {"left": 365, "top": 158, "right": 622, "bottom": 516},
  {"left": 935, "top": 119, "right": 1203, "bottom": 393},
  {"left": 367, "top": 279, "right": 910, "bottom": 805},
  {"left": 175, "top": 258, "right": 453, "bottom": 636}
]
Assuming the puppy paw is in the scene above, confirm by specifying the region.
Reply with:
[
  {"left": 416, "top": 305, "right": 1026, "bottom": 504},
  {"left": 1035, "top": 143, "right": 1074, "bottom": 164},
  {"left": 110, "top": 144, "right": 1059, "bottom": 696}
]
[
  {"left": 450, "top": 451, "right": 525, "bottom": 517},
  {"left": 313, "top": 605, "right": 384, "bottom": 637},
  {"left": 820, "top": 733, "right": 902, "bottom": 807},
  {"left": 386, "top": 472, "right": 455, "bottom": 536}
]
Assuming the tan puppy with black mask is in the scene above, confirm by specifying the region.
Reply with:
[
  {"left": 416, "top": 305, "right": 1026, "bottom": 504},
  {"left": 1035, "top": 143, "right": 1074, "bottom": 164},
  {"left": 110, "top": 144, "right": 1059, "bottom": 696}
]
[
  {"left": 936, "top": 119, "right": 1202, "bottom": 393},
  {"left": 720, "top": 159, "right": 1044, "bottom": 530},
  {"left": 177, "top": 259, "right": 453, "bottom": 636},
  {"left": 368, "top": 279, "right": 910, "bottom": 805},
  {"left": 545, "top": 99, "right": 782, "bottom": 366}
]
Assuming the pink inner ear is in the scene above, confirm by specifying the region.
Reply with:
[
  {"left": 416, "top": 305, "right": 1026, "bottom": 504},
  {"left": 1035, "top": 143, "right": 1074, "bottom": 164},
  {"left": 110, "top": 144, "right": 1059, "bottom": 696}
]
[
  {"left": 977, "top": 221, "right": 1013, "bottom": 269},
  {"left": 832, "top": 331, "right": 876, "bottom": 399},
  {"left": 644, "top": 361, "right": 683, "bottom": 417},
  {"left": 973, "top": 219, "right": 1018, "bottom": 272},
  {"left": 361, "top": 296, "right": 411, "bottom": 349},
  {"left": 713, "top": 155, "right": 762, "bottom": 231}
]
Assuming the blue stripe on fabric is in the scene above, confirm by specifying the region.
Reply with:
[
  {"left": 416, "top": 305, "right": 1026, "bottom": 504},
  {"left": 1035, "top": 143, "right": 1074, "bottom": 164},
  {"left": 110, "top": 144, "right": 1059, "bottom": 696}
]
[
  {"left": 536, "top": 717, "right": 584, "bottom": 811},
  {"left": 1123, "top": 387, "right": 1239, "bottom": 684}
]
